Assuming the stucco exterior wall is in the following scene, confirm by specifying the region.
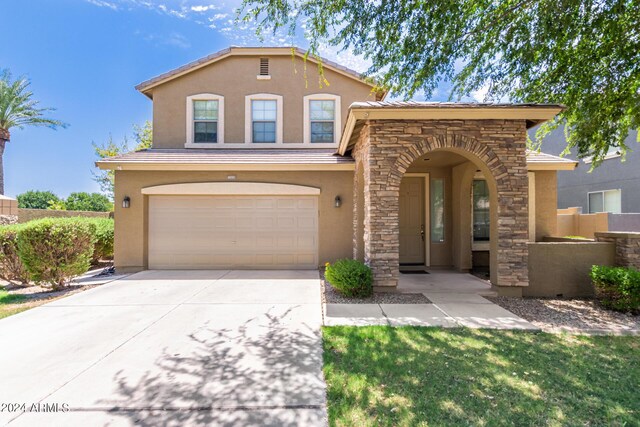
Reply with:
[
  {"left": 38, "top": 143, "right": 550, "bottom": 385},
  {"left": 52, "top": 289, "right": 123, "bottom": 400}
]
[
  {"left": 150, "top": 55, "right": 376, "bottom": 148},
  {"left": 533, "top": 170, "right": 558, "bottom": 240},
  {"left": 113, "top": 170, "right": 353, "bottom": 272},
  {"left": 533, "top": 126, "right": 640, "bottom": 213},
  {"left": 526, "top": 242, "right": 615, "bottom": 297}
]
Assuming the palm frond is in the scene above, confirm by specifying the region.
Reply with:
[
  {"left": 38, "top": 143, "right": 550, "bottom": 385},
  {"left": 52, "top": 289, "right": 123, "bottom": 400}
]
[{"left": 0, "top": 69, "right": 68, "bottom": 135}]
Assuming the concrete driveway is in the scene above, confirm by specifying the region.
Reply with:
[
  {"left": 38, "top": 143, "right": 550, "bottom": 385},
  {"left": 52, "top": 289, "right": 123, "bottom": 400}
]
[{"left": 0, "top": 270, "right": 325, "bottom": 426}]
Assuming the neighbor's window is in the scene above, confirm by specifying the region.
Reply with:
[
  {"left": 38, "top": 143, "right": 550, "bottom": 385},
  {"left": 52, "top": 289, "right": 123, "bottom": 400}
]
[
  {"left": 430, "top": 178, "right": 445, "bottom": 243},
  {"left": 252, "top": 100, "right": 277, "bottom": 143},
  {"left": 193, "top": 100, "right": 218, "bottom": 143},
  {"left": 309, "top": 100, "right": 335, "bottom": 143},
  {"left": 473, "top": 180, "right": 490, "bottom": 241},
  {"left": 588, "top": 189, "right": 621, "bottom": 213}
]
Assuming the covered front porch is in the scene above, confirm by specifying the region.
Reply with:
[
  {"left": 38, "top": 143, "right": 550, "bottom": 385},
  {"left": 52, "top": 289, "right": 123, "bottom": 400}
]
[{"left": 341, "top": 102, "right": 564, "bottom": 296}]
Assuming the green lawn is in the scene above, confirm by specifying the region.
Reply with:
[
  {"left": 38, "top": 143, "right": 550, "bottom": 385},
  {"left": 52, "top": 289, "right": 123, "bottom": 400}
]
[
  {"left": 323, "top": 327, "right": 640, "bottom": 426},
  {"left": 0, "top": 288, "right": 27, "bottom": 319}
]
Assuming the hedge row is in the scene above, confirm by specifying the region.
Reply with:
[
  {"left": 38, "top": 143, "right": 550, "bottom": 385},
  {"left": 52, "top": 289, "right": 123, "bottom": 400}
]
[
  {"left": 0, "top": 217, "right": 114, "bottom": 289},
  {"left": 591, "top": 265, "right": 640, "bottom": 314}
]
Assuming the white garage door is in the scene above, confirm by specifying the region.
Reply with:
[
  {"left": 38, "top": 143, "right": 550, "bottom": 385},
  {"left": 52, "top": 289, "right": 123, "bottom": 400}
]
[{"left": 148, "top": 195, "right": 318, "bottom": 269}]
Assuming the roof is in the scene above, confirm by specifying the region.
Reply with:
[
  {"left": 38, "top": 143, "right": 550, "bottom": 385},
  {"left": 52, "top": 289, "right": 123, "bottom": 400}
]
[
  {"left": 96, "top": 148, "right": 355, "bottom": 171},
  {"left": 135, "top": 47, "right": 383, "bottom": 98},
  {"left": 338, "top": 101, "right": 565, "bottom": 155},
  {"left": 526, "top": 150, "right": 578, "bottom": 170},
  {"left": 97, "top": 147, "right": 575, "bottom": 171},
  {"left": 351, "top": 101, "right": 564, "bottom": 110}
]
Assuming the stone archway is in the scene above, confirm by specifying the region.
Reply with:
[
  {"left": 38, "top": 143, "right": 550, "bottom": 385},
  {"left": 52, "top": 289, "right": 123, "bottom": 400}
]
[{"left": 353, "top": 120, "right": 530, "bottom": 291}]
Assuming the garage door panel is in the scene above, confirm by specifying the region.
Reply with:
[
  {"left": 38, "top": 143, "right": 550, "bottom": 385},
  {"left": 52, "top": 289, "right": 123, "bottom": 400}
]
[{"left": 149, "top": 195, "right": 318, "bottom": 269}]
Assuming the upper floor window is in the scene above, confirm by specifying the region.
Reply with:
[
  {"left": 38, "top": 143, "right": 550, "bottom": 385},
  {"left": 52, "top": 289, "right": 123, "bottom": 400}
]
[
  {"left": 310, "top": 100, "right": 335, "bottom": 143},
  {"left": 245, "top": 94, "right": 283, "bottom": 144},
  {"left": 186, "top": 93, "right": 224, "bottom": 147},
  {"left": 252, "top": 100, "right": 277, "bottom": 143},
  {"left": 588, "top": 189, "right": 621, "bottom": 213},
  {"left": 194, "top": 100, "right": 218, "bottom": 143},
  {"left": 303, "top": 94, "right": 341, "bottom": 145}
]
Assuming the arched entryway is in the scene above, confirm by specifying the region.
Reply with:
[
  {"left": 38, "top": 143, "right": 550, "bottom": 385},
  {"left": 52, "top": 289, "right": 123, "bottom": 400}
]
[
  {"left": 395, "top": 149, "right": 497, "bottom": 282},
  {"left": 352, "top": 120, "right": 530, "bottom": 291}
]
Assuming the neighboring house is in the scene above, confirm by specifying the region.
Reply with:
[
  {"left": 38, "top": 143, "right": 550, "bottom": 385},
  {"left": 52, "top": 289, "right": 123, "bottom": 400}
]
[
  {"left": 536, "top": 126, "right": 640, "bottom": 214},
  {"left": 97, "top": 46, "right": 577, "bottom": 296}
]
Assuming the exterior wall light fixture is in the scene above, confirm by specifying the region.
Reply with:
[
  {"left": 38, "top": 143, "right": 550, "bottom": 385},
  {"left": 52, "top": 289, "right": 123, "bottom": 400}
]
[
  {"left": 334, "top": 195, "right": 342, "bottom": 208},
  {"left": 122, "top": 196, "right": 131, "bottom": 209}
]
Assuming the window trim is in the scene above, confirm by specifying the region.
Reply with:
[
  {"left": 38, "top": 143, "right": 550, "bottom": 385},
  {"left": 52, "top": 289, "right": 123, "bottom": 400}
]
[
  {"left": 245, "top": 93, "right": 283, "bottom": 144},
  {"left": 588, "top": 189, "right": 622, "bottom": 214},
  {"left": 303, "top": 94, "right": 341, "bottom": 146},
  {"left": 185, "top": 93, "right": 224, "bottom": 148}
]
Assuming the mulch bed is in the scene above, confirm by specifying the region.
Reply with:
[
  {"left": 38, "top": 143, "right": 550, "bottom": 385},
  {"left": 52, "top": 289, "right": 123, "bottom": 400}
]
[
  {"left": 487, "top": 296, "right": 640, "bottom": 334},
  {"left": 321, "top": 279, "right": 431, "bottom": 304}
]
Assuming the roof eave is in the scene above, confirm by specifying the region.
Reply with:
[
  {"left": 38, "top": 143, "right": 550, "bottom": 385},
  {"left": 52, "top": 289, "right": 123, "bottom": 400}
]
[
  {"left": 95, "top": 161, "right": 355, "bottom": 172},
  {"left": 527, "top": 161, "right": 578, "bottom": 171}
]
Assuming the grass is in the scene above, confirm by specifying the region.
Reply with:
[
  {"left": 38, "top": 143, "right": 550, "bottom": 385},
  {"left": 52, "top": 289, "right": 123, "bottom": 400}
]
[
  {"left": 0, "top": 287, "right": 28, "bottom": 319},
  {"left": 323, "top": 326, "right": 640, "bottom": 426}
]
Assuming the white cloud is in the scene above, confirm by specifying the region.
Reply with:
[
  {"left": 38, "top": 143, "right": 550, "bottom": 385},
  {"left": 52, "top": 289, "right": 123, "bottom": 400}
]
[
  {"left": 85, "top": 0, "right": 118, "bottom": 10},
  {"left": 138, "top": 31, "right": 192, "bottom": 49},
  {"left": 191, "top": 5, "right": 219, "bottom": 12}
]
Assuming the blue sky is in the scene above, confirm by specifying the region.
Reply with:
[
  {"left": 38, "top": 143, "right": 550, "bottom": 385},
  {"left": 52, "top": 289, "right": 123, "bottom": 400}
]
[{"left": 2, "top": 0, "right": 462, "bottom": 198}]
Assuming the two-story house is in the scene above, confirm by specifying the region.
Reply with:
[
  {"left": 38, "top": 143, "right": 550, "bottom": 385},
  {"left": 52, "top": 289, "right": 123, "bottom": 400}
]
[{"left": 98, "top": 46, "right": 577, "bottom": 297}]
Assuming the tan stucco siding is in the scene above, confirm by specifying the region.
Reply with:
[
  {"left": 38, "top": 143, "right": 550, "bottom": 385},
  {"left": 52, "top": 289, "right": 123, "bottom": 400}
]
[
  {"left": 113, "top": 170, "right": 354, "bottom": 272},
  {"left": 533, "top": 170, "right": 558, "bottom": 240},
  {"left": 150, "top": 55, "right": 376, "bottom": 148}
]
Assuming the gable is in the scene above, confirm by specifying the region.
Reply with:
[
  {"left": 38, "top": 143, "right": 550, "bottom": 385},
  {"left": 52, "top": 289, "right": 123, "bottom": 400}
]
[{"left": 136, "top": 47, "right": 384, "bottom": 99}]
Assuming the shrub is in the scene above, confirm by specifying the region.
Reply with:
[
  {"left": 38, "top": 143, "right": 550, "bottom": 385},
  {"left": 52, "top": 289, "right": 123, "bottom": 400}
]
[
  {"left": 65, "top": 192, "right": 113, "bottom": 212},
  {"left": 0, "top": 224, "right": 30, "bottom": 285},
  {"left": 325, "top": 259, "right": 373, "bottom": 298},
  {"left": 86, "top": 218, "right": 114, "bottom": 262},
  {"left": 16, "top": 190, "right": 61, "bottom": 209},
  {"left": 590, "top": 265, "right": 640, "bottom": 313},
  {"left": 16, "top": 218, "right": 97, "bottom": 289}
]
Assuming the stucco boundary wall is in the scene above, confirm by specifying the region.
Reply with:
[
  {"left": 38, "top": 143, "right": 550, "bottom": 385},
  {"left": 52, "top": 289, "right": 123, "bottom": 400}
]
[
  {"left": 17, "top": 208, "right": 112, "bottom": 223},
  {"left": 557, "top": 208, "right": 640, "bottom": 238},
  {"left": 526, "top": 241, "right": 615, "bottom": 297}
]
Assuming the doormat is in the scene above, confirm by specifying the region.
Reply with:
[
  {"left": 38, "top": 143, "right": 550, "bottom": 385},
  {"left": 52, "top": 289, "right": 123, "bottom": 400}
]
[{"left": 400, "top": 270, "right": 430, "bottom": 274}]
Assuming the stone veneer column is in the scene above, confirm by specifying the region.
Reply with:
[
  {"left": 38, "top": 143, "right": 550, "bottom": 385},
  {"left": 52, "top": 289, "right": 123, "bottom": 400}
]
[
  {"left": 595, "top": 232, "right": 640, "bottom": 268},
  {"left": 352, "top": 156, "right": 366, "bottom": 261},
  {"left": 354, "top": 119, "right": 530, "bottom": 288}
]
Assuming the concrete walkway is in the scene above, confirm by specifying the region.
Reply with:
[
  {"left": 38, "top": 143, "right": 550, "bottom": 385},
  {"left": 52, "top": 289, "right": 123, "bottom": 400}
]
[
  {"left": 325, "top": 271, "right": 539, "bottom": 330},
  {"left": 0, "top": 270, "right": 325, "bottom": 426}
]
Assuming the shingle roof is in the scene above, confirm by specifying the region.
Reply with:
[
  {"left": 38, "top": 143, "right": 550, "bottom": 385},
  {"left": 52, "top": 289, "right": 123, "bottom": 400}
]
[{"left": 135, "top": 47, "right": 378, "bottom": 94}]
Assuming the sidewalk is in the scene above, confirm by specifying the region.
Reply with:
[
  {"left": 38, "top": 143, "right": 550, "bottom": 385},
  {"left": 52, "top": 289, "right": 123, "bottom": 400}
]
[{"left": 324, "top": 292, "right": 539, "bottom": 330}]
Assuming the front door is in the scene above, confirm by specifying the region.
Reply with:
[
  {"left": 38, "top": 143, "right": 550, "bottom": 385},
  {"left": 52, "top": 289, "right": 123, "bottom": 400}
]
[{"left": 399, "top": 177, "right": 425, "bottom": 264}]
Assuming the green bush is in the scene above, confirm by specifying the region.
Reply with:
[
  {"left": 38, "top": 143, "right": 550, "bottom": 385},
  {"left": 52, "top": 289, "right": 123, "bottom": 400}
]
[
  {"left": 590, "top": 265, "right": 640, "bottom": 313},
  {"left": 16, "top": 190, "right": 61, "bottom": 209},
  {"left": 86, "top": 218, "right": 114, "bottom": 262},
  {"left": 16, "top": 218, "right": 97, "bottom": 289},
  {"left": 0, "top": 224, "right": 30, "bottom": 285},
  {"left": 325, "top": 259, "right": 373, "bottom": 298},
  {"left": 65, "top": 192, "right": 113, "bottom": 212}
]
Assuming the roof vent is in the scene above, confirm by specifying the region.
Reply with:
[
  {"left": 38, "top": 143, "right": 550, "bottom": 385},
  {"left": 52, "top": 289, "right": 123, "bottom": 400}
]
[{"left": 258, "top": 58, "right": 270, "bottom": 79}]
